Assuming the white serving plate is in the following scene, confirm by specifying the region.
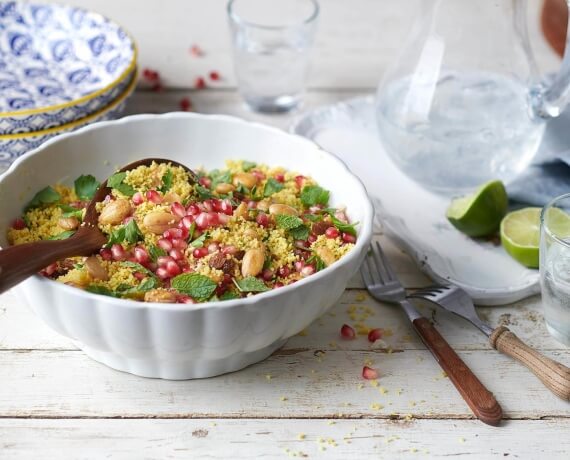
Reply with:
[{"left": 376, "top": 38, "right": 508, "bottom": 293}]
[{"left": 291, "top": 96, "right": 540, "bottom": 305}]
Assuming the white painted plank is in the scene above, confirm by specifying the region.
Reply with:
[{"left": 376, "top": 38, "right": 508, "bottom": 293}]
[
  {"left": 62, "top": 0, "right": 558, "bottom": 89},
  {"left": 1, "top": 348, "right": 569, "bottom": 419},
  {"left": 1, "top": 418, "right": 569, "bottom": 460}
]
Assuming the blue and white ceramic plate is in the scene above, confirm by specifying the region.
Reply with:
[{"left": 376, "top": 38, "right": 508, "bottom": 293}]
[
  {"left": 0, "top": 1, "right": 136, "bottom": 134},
  {"left": 0, "top": 67, "right": 137, "bottom": 170}
]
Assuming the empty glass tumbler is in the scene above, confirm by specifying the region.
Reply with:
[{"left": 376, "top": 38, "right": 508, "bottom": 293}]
[
  {"left": 227, "top": 0, "right": 319, "bottom": 113},
  {"left": 540, "top": 194, "right": 570, "bottom": 346}
]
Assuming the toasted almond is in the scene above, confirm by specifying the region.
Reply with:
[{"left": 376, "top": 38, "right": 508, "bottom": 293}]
[
  {"left": 241, "top": 247, "right": 265, "bottom": 277},
  {"left": 58, "top": 216, "right": 80, "bottom": 230},
  {"left": 315, "top": 246, "right": 336, "bottom": 267},
  {"left": 215, "top": 183, "right": 236, "bottom": 194},
  {"left": 269, "top": 203, "right": 298, "bottom": 216},
  {"left": 84, "top": 256, "right": 109, "bottom": 281},
  {"left": 98, "top": 199, "right": 132, "bottom": 225},
  {"left": 144, "top": 289, "right": 177, "bottom": 303},
  {"left": 162, "top": 191, "right": 182, "bottom": 204},
  {"left": 232, "top": 172, "right": 258, "bottom": 189},
  {"left": 256, "top": 199, "right": 270, "bottom": 212},
  {"left": 233, "top": 202, "right": 249, "bottom": 220},
  {"left": 143, "top": 211, "right": 181, "bottom": 234}
]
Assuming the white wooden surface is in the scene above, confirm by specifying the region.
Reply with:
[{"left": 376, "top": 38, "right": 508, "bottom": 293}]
[{"left": 2, "top": 1, "right": 570, "bottom": 458}]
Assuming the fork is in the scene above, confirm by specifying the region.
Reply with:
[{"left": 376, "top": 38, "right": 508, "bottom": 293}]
[
  {"left": 361, "top": 242, "right": 503, "bottom": 426},
  {"left": 409, "top": 284, "right": 570, "bottom": 401}
]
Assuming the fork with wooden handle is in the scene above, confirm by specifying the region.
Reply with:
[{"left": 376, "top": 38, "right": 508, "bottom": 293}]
[{"left": 409, "top": 284, "right": 570, "bottom": 401}]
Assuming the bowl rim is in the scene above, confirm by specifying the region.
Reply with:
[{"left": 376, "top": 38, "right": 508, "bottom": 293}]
[
  {"left": 0, "top": 112, "right": 374, "bottom": 311},
  {"left": 0, "top": 1, "right": 138, "bottom": 118}
]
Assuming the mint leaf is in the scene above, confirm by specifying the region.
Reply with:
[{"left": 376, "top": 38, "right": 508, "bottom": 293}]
[
  {"left": 47, "top": 230, "right": 76, "bottom": 240},
  {"left": 302, "top": 213, "right": 321, "bottom": 222},
  {"left": 195, "top": 184, "right": 214, "bottom": 200},
  {"left": 124, "top": 219, "right": 143, "bottom": 245},
  {"left": 106, "top": 226, "right": 126, "bottom": 247},
  {"left": 289, "top": 224, "right": 309, "bottom": 241},
  {"left": 275, "top": 214, "right": 303, "bottom": 230},
  {"left": 300, "top": 185, "right": 330, "bottom": 207},
  {"left": 86, "top": 285, "right": 117, "bottom": 297},
  {"left": 158, "top": 169, "right": 173, "bottom": 193},
  {"left": 58, "top": 204, "right": 83, "bottom": 219},
  {"left": 234, "top": 276, "right": 269, "bottom": 292},
  {"left": 118, "top": 277, "right": 160, "bottom": 295},
  {"left": 220, "top": 290, "right": 241, "bottom": 300},
  {"left": 263, "top": 178, "right": 284, "bottom": 197},
  {"left": 171, "top": 273, "right": 217, "bottom": 301},
  {"left": 330, "top": 215, "right": 358, "bottom": 237},
  {"left": 121, "top": 261, "right": 156, "bottom": 279},
  {"left": 74, "top": 174, "right": 100, "bottom": 200},
  {"left": 209, "top": 169, "right": 232, "bottom": 189},
  {"left": 190, "top": 231, "right": 208, "bottom": 248},
  {"left": 148, "top": 244, "right": 166, "bottom": 262},
  {"left": 242, "top": 161, "right": 256, "bottom": 172},
  {"left": 107, "top": 172, "right": 135, "bottom": 197},
  {"left": 25, "top": 186, "right": 61, "bottom": 211}
]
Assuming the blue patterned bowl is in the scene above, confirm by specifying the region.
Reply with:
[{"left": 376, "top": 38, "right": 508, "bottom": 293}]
[
  {"left": 0, "top": 67, "right": 137, "bottom": 170},
  {"left": 0, "top": 1, "right": 136, "bottom": 135}
]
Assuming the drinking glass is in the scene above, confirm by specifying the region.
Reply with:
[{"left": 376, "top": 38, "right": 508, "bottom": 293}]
[
  {"left": 540, "top": 194, "right": 570, "bottom": 345},
  {"left": 227, "top": 0, "right": 319, "bottom": 113}
]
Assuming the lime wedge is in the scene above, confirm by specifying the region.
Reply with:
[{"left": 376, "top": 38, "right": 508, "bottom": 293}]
[
  {"left": 446, "top": 180, "right": 508, "bottom": 237},
  {"left": 500, "top": 208, "right": 541, "bottom": 268}
]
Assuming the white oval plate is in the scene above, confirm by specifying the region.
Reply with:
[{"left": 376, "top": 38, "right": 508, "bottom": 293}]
[{"left": 290, "top": 96, "right": 540, "bottom": 305}]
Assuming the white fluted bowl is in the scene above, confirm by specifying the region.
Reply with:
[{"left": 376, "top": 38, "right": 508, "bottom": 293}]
[{"left": 0, "top": 113, "right": 374, "bottom": 379}]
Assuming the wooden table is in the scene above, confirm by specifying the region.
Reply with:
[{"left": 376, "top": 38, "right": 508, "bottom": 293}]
[{"left": 2, "top": 1, "right": 570, "bottom": 457}]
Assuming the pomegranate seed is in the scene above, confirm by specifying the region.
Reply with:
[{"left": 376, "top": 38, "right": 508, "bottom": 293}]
[
  {"left": 156, "top": 267, "right": 170, "bottom": 279},
  {"left": 182, "top": 266, "right": 194, "bottom": 273},
  {"left": 215, "top": 284, "right": 228, "bottom": 296},
  {"left": 340, "top": 324, "right": 356, "bottom": 340},
  {"left": 122, "top": 216, "right": 134, "bottom": 225},
  {"left": 151, "top": 82, "right": 164, "bottom": 92},
  {"left": 142, "top": 68, "right": 160, "bottom": 82},
  {"left": 221, "top": 245, "right": 237, "bottom": 255},
  {"left": 294, "top": 260, "right": 305, "bottom": 272},
  {"left": 262, "top": 269, "right": 274, "bottom": 281},
  {"left": 172, "top": 238, "right": 188, "bottom": 250},
  {"left": 198, "top": 177, "right": 211, "bottom": 188},
  {"left": 132, "top": 192, "right": 144, "bottom": 205},
  {"left": 111, "top": 244, "right": 126, "bottom": 261},
  {"left": 251, "top": 170, "right": 265, "bottom": 181},
  {"left": 133, "top": 272, "right": 146, "bottom": 281},
  {"left": 278, "top": 266, "right": 290, "bottom": 277},
  {"left": 295, "top": 240, "right": 309, "bottom": 249},
  {"left": 163, "top": 228, "right": 183, "bottom": 240},
  {"left": 165, "top": 260, "right": 181, "bottom": 276},
  {"left": 169, "top": 248, "right": 185, "bottom": 261},
  {"left": 195, "top": 76, "right": 206, "bottom": 89},
  {"left": 178, "top": 295, "right": 196, "bottom": 304},
  {"left": 342, "top": 233, "right": 357, "bottom": 243},
  {"left": 134, "top": 246, "right": 150, "bottom": 264},
  {"left": 300, "top": 265, "right": 315, "bottom": 277},
  {"left": 325, "top": 227, "right": 340, "bottom": 239},
  {"left": 179, "top": 97, "right": 192, "bottom": 111},
  {"left": 308, "top": 234, "right": 317, "bottom": 244},
  {"left": 44, "top": 263, "right": 58, "bottom": 276},
  {"left": 180, "top": 215, "right": 195, "bottom": 229},
  {"left": 294, "top": 175, "right": 305, "bottom": 189},
  {"left": 275, "top": 173, "right": 285, "bottom": 183},
  {"left": 157, "top": 238, "right": 173, "bottom": 252},
  {"left": 195, "top": 211, "right": 220, "bottom": 229},
  {"left": 11, "top": 218, "right": 26, "bottom": 230},
  {"left": 247, "top": 200, "right": 257, "bottom": 209},
  {"left": 100, "top": 248, "right": 113, "bottom": 261},
  {"left": 222, "top": 273, "right": 232, "bottom": 285},
  {"left": 256, "top": 213, "right": 269, "bottom": 227},
  {"left": 193, "top": 247, "right": 209, "bottom": 258},
  {"left": 219, "top": 199, "right": 234, "bottom": 215},
  {"left": 362, "top": 366, "right": 379, "bottom": 380},
  {"left": 274, "top": 282, "right": 284, "bottom": 288},
  {"left": 368, "top": 328, "right": 383, "bottom": 343},
  {"left": 218, "top": 213, "right": 230, "bottom": 225},
  {"left": 203, "top": 199, "right": 214, "bottom": 212},
  {"left": 189, "top": 44, "right": 204, "bottom": 57},
  {"left": 146, "top": 190, "right": 162, "bottom": 204},
  {"left": 209, "top": 71, "right": 220, "bottom": 81},
  {"left": 171, "top": 202, "right": 186, "bottom": 218},
  {"left": 187, "top": 204, "right": 201, "bottom": 215},
  {"left": 208, "top": 243, "right": 219, "bottom": 253},
  {"left": 309, "top": 205, "right": 323, "bottom": 213},
  {"left": 157, "top": 255, "right": 175, "bottom": 267}
]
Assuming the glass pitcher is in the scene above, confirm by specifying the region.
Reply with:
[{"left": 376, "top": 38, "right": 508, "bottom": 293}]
[{"left": 375, "top": 0, "right": 570, "bottom": 195}]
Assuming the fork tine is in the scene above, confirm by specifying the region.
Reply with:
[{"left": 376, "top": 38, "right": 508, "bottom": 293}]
[
  {"left": 367, "top": 245, "right": 387, "bottom": 284},
  {"left": 360, "top": 257, "right": 375, "bottom": 287},
  {"left": 365, "top": 254, "right": 383, "bottom": 285},
  {"left": 372, "top": 242, "right": 396, "bottom": 282}
]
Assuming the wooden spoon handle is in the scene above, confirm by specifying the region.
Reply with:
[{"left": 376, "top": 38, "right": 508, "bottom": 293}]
[
  {"left": 490, "top": 326, "right": 570, "bottom": 400},
  {"left": 412, "top": 317, "right": 503, "bottom": 426},
  {"left": 0, "top": 230, "right": 105, "bottom": 294}
]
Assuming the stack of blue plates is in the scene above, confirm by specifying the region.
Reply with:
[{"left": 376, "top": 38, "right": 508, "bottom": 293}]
[{"left": 0, "top": 1, "right": 137, "bottom": 170}]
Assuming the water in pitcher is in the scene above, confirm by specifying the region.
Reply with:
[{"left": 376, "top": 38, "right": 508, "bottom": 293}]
[{"left": 376, "top": 71, "right": 546, "bottom": 194}]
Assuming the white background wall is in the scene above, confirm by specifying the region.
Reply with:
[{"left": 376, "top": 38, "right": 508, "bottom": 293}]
[{"left": 64, "top": 0, "right": 559, "bottom": 89}]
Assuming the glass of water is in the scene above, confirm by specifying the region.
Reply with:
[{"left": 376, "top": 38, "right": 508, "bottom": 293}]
[
  {"left": 540, "top": 193, "right": 570, "bottom": 345},
  {"left": 227, "top": 0, "right": 319, "bottom": 113}
]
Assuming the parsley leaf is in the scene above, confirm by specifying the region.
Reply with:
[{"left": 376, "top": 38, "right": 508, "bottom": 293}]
[
  {"left": 234, "top": 276, "right": 270, "bottom": 293},
  {"left": 58, "top": 204, "right": 83, "bottom": 219},
  {"left": 209, "top": 169, "right": 232, "bottom": 189},
  {"left": 107, "top": 172, "right": 135, "bottom": 197},
  {"left": 330, "top": 215, "right": 358, "bottom": 237},
  {"left": 289, "top": 224, "right": 310, "bottom": 241},
  {"left": 86, "top": 285, "right": 117, "bottom": 297},
  {"left": 195, "top": 184, "right": 214, "bottom": 200},
  {"left": 275, "top": 214, "right": 304, "bottom": 230},
  {"left": 47, "top": 230, "right": 76, "bottom": 240},
  {"left": 74, "top": 174, "right": 100, "bottom": 200},
  {"left": 171, "top": 273, "right": 217, "bottom": 301},
  {"left": 148, "top": 244, "right": 166, "bottom": 262},
  {"left": 124, "top": 219, "right": 143, "bottom": 245},
  {"left": 300, "top": 185, "right": 330, "bottom": 207},
  {"left": 25, "top": 186, "right": 61, "bottom": 211},
  {"left": 190, "top": 231, "right": 208, "bottom": 248},
  {"left": 242, "top": 161, "right": 256, "bottom": 172},
  {"left": 158, "top": 169, "right": 173, "bottom": 193},
  {"left": 121, "top": 261, "right": 156, "bottom": 279},
  {"left": 106, "top": 226, "right": 126, "bottom": 247},
  {"left": 263, "top": 178, "right": 284, "bottom": 197}
]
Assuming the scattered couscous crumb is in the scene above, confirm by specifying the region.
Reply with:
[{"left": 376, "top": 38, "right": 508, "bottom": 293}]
[
  {"left": 265, "top": 374, "right": 273, "bottom": 381},
  {"left": 327, "top": 420, "right": 336, "bottom": 426},
  {"left": 370, "top": 402, "right": 384, "bottom": 410},
  {"left": 280, "top": 396, "right": 288, "bottom": 402},
  {"left": 355, "top": 292, "right": 366, "bottom": 301},
  {"left": 459, "top": 437, "right": 466, "bottom": 443},
  {"left": 297, "top": 433, "right": 306, "bottom": 440}
]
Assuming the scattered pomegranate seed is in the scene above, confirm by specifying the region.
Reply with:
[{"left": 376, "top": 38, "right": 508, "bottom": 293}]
[
  {"left": 256, "top": 212, "right": 269, "bottom": 227},
  {"left": 189, "top": 44, "right": 204, "bottom": 57},
  {"left": 156, "top": 267, "right": 170, "bottom": 279},
  {"left": 11, "top": 218, "right": 26, "bottom": 230},
  {"left": 274, "top": 282, "right": 284, "bottom": 288},
  {"left": 169, "top": 249, "right": 185, "bottom": 261},
  {"left": 151, "top": 82, "right": 164, "bottom": 92},
  {"left": 307, "top": 234, "right": 317, "bottom": 244},
  {"left": 142, "top": 68, "right": 160, "bottom": 82},
  {"left": 262, "top": 269, "right": 274, "bottom": 281},
  {"left": 340, "top": 324, "right": 356, "bottom": 340},
  {"left": 44, "top": 263, "right": 58, "bottom": 276},
  {"left": 132, "top": 192, "right": 144, "bottom": 206},
  {"left": 251, "top": 170, "right": 265, "bottom": 181},
  {"left": 325, "top": 227, "right": 340, "bottom": 239},
  {"left": 247, "top": 200, "right": 257, "bottom": 209},
  {"left": 171, "top": 238, "right": 188, "bottom": 250},
  {"left": 368, "top": 328, "right": 383, "bottom": 343},
  {"left": 198, "top": 177, "right": 211, "bottom": 188},
  {"left": 178, "top": 295, "right": 196, "bottom": 304},
  {"left": 157, "top": 238, "right": 173, "bottom": 252},
  {"left": 133, "top": 272, "right": 146, "bottom": 281},
  {"left": 170, "top": 202, "right": 186, "bottom": 218},
  {"left": 278, "top": 266, "right": 290, "bottom": 277},
  {"left": 294, "top": 260, "right": 305, "bottom": 272},
  {"left": 100, "top": 248, "right": 113, "bottom": 261},
  {"left": 180, "top": 215, "right": 195, "bottom": 229},
  {"left": 294, "top": 175, "right": 305, "bottom": 189},
  {"left": 134, "top": 246, "right": 150, "bottom": 264},
  {"left": 179, "top": 96, "right": 192, "bottom": 111},
  {"left": 111, "top": 244, "right": 127, "bottom": 261},
  {"left": 187, "top": 203, "right": 201, "bottom": 215},
  {"left": 194, "top": 76, "right": 206, "bottom": 89},
  {"left": 165, "top": 260, "right": 182, "bottom": 276},
  {"left": 193, "top": 247, "right": 209, "bottom": 258},
  {"left": 342, "top": 233, "right": 356, "bottom": 243},
  {"left": 195, "top": 211, "right": 220, "bottom": 229},
  {"left": 362, "top": 366, "right": 379, "bottom": 380},
  {"left": 146, "top": 190, "right": 162, "bottom": 204},
  {"left": 300, "top": 265, "right": 315, "bottom": 277},
  {"left": 157, "top": 255, "right": 175, "bottom": 267},
  {"left": 209, "top": 71, "right": 220, "bottom": 81},
  {"left": 163, "top": 228, "right": 184, "bottom": 240},
  {"left": 275, "top": 173, "right": 285, "bottom": 183}
]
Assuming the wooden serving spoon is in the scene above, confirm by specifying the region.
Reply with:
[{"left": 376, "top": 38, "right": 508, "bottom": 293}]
[{"left": 0, "top": 158, "right": 198, "bottom": 294}]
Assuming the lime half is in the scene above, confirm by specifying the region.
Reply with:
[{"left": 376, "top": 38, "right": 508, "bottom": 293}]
[
  {"left": 500, "top": 207, "right": 541, "bottom": 268},
  {"left": 446, "top": 180, "right": 508, "bottom": 237}
]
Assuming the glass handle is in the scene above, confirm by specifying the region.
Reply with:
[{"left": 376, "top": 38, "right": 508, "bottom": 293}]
[{"left": 528, "top": 0, "right": 570, "bottom": 118}]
